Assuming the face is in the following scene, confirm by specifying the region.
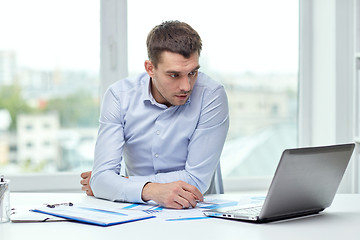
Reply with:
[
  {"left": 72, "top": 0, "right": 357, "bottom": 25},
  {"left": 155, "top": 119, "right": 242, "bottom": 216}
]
[{"left": 145, "top": 51, "right": 200, "bottom": 107}]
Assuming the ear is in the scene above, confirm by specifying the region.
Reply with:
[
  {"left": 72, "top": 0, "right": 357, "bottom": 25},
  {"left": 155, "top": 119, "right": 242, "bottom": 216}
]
[{"left": 144, "top": 60, "right": 155, "bottom": 78}]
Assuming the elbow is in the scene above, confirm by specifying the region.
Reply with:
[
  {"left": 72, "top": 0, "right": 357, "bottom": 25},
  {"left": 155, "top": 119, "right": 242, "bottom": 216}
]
[{"left": 89, "top": 170, "right": 113, "bottom": 200}]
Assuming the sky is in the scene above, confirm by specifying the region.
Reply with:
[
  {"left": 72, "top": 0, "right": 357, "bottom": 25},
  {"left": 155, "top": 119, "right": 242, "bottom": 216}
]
[
  {"left": 0, "top": 0, "right": 298, "bottom": 74},
  {"left": 128, "top": 0, "right": 299, "bottom": 75},
  {"left": 0, "top": 0, "right": 100, "bottom": 71}
]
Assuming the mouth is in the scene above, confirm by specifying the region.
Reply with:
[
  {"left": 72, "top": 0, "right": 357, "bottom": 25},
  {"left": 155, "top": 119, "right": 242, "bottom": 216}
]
[{"left": 175, "top": 94, "right": 189, "bottom": 100}]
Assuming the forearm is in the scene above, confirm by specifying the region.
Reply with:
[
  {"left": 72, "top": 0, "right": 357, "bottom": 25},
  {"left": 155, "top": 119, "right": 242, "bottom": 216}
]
[
  {"left": 129, "top": 170, "right": 199, "bottom": 190},
  {"left": 90, "top": 169, "right": 148, "bottom": 203},
  {"left": 141, "top": 181, "right": 203, "bottom": 209}
]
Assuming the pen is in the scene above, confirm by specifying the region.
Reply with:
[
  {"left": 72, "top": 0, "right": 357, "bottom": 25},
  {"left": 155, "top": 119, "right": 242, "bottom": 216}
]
[{"left": 46, "top": 202, "right": 73, "bottom": 208}]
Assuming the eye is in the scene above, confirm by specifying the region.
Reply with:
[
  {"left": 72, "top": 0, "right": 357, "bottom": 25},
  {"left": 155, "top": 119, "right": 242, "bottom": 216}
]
[
  {"left": 189, "top": 70, "right": 198, "bottom": 76},
  {"left": 169, "top": 74, "right": 179, "bottom": 78}
]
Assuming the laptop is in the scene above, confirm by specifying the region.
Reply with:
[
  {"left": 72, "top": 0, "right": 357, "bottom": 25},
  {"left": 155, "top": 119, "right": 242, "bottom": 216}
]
[{"left": 203, "top": 143, "right": 355, "bottom": 223}]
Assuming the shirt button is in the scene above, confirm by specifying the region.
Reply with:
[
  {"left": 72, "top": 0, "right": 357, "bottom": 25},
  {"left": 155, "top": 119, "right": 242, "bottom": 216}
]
[
  {"left": 155, "top": 153, "right": 159, "bottom": 158},
  {"left": 156, "top": 130, "right": 160, "bottom": 135}
]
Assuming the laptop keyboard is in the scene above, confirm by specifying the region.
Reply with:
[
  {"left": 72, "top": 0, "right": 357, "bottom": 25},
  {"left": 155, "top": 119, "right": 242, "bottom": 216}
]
[{"left": 227, "top": 206, "right": 262, "bottom": 216}]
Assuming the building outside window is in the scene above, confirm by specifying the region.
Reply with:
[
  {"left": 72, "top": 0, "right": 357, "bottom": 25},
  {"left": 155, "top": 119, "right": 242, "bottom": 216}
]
[{"left": 0, "top": 0, "right": 100, "bottom": 174}]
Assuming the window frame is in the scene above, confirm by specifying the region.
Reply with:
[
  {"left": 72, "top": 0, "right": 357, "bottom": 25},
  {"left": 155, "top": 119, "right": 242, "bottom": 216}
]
[
  {"left": 9, "top": 0, "right": 359, "bottom": 194},
  {"left": 298, "top": 0, "right": 358, "bottom": 193}
]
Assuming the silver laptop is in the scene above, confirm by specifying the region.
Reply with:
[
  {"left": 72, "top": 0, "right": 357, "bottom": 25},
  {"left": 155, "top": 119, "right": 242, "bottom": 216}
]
[{"left": 203, "top": 143, "right": 355, "bottom": 223}]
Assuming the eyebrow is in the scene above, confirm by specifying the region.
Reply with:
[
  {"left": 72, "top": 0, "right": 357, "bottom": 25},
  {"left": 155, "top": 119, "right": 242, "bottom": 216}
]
[{"left": 165, "top": 65, "right": 201, "bottom": 74}]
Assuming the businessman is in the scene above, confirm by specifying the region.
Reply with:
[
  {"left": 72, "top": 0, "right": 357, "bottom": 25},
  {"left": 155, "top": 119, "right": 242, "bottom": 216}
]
[{"left": 80, "top": 20, "right": 229, "bottom": 209}]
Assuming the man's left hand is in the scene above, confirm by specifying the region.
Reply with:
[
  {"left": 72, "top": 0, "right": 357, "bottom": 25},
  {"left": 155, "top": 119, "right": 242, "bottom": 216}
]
[{"left": 80, "top": 171, "right": 94, "bottom": 196}]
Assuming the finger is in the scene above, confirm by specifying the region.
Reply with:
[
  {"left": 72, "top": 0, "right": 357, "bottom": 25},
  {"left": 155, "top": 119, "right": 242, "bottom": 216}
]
[
  {"left": 81, "top": 177, "right": 90, "bottom": 184},
  {"left": 80, "top": 171, "right": 91, "bottom": 178},
  {"left": 161, "top": 193, "right": 187, "bottom": 209},
  {"left": 167, "top": 197, "right": 187, "bottom": 209},
  {"left": 80, "top": 179, "right": 90, "bottom": 186},
  {"left": 80, "top": 172, "right": 87, "bottom": 178},
  {"left": 168, "top": 202, "right": 184, "bottom": 209},
  {"left": 181, "top": 183, "right": 203, "bottom": 202},
  {"left": 86, "top": 190, "right": 94, "bottom": 196},
  {"left": 175, "top": 187, "right": 195, "bottom": 209},
  {"left": 174, "top": 195, "right": 192, "bottom": 209},
  {"left": 178, "top": 190, "right": 198, "bottom": 208}
]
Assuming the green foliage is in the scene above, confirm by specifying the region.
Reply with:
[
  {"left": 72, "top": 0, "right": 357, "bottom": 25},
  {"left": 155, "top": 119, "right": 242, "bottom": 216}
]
[
  {"left": 44, "top": 91, "right": 99, "bottom": 128},
  {"left": 0, "top": 85, "right": 33, "bottom": 130},
  {"left": 20, "top": 158, "right": 48, "bottom": 172},
  {"left": 0, "top": 84, "right": 99, "bottom": 130}
]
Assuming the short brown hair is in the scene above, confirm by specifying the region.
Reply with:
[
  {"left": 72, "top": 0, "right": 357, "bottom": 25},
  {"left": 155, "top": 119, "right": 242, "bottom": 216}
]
[{"left": 146, "top": 20, "right": 202, "bottom": 67}]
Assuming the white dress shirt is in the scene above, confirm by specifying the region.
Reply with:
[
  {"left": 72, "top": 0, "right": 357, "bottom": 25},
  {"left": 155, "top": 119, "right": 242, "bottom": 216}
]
[{"left": 90, "top": 72, "right": 229, "bottom": 203}]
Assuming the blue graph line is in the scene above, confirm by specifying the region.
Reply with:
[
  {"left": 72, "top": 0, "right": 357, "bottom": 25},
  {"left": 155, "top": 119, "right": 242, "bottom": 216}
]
[
  {"left": 122, "top": 204, "right": 140, "bottom": 209},
  {"left": 143, "top": 210, "right": 161, "bottom": 214},
  {"left": 78, "top": 207, "right": 127, "bottom": 216}
]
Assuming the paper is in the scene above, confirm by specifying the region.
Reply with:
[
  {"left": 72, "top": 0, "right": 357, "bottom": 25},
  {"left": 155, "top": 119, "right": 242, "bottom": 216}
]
[
  {"left": 76, "top": 197, "right": 239, "bottom": 221},
  {"left": 11, "top": 207, "right": 69, "bottom": 223},
  {"left": 31, "top": 197, "right": 245, "bottom": 224},
  {"left": 32, "top": 204, "right": 154, "bottom": 226}
]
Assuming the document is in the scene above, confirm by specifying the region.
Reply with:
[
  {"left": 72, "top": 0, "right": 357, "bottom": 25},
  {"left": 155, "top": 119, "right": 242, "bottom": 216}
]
[
  {"left": 11, "top": 207, "right": 68, "bottom": 223},
  {"left": 76, "top": 197, "right": 239, "bottom": 221},
  {"left": 32, "top": 204, "right": 154, "bottom": 226},
  {"left": 30, "top": 197, "right": 245, "bottom": 225}
]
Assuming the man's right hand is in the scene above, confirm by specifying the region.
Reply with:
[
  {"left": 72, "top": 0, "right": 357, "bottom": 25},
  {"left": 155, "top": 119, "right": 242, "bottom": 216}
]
[
  {"left": 80, "top": 171, "right": 94, "bottom": 196},
  {"left": 141, "top": 181, "right": 203, "bottom": 209}
]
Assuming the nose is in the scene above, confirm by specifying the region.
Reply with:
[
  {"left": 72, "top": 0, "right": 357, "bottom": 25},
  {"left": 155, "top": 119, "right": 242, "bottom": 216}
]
[{"left": 179, "top": 76, "right": 191, "bottom": 92}]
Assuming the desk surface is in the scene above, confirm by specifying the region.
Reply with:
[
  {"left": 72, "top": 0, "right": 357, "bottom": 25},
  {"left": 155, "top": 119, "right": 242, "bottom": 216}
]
[{"left": 1, "top": 193, "right": 359, "bottom": 240}]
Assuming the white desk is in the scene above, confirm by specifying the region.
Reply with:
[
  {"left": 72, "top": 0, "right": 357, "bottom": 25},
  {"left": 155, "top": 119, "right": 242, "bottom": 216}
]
[{"left": 1, "top": 193, "right": 359, "bottom": 240}]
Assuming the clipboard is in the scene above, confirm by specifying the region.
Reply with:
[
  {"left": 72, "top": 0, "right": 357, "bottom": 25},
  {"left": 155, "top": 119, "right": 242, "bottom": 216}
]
[
  {"left": 31, "top": 204, "right": 154, "bottom": 226},
  {"left": 11, "top": 207, "right": 70, "bottom": 223}
]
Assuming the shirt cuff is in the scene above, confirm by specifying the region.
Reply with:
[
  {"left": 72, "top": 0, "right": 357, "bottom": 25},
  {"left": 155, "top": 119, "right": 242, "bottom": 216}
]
[{"left": 125, "top": 176, "right": 153, "bottom": 203}]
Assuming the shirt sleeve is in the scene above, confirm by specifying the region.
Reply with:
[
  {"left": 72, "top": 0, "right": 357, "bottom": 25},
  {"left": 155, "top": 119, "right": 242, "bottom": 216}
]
[
  {"left": 90, "top": 88, "right": 149, "bottom": 203},
  {"left": 129, "top": 85, "right": 229, "bottom": 193}
]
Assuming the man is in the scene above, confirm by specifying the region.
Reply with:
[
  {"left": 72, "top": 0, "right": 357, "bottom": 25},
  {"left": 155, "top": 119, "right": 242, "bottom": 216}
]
[{"left": 80, "top": 20, "right": 229, "bottom": 209}]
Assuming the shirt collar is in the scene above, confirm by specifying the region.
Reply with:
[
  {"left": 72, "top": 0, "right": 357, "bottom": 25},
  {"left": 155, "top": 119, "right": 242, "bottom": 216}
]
[{"left": 142, "top": 75, "right": 191, "bottom": 108}]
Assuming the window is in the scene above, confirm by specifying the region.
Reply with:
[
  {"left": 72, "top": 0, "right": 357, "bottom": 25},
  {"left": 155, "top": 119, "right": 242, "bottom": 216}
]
[
  {"left": 127, "top": 0, "right": 299, "bottom": 188},
  {"left": 0, "top": 0, "right": 100, "bottom": 175},
  {"left": 3, "top": 0, "right": 357, "bottom": 193}
]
